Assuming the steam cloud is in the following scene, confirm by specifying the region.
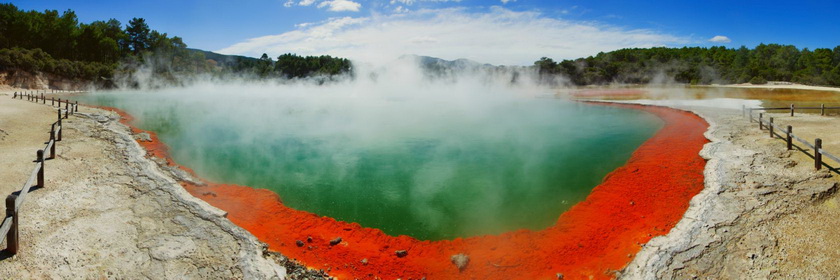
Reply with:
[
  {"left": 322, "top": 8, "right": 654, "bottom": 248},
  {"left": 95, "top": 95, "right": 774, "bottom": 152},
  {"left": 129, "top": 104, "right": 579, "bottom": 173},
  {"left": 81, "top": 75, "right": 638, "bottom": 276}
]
[{"left": 89, "top": 57, "right": 662, "bottom": 239}]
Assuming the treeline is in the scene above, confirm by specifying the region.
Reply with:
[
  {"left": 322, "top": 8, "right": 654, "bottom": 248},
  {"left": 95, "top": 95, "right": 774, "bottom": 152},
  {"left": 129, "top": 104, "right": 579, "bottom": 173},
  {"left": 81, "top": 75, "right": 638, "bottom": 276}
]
[
  {"left": 0, "top": 3, "right": 352, "bottom": 87},
  {"left": 535, "top": 44, "right": 840, "bottom": 86},
  {"left": 191, "top": 50, "right": 352, "bottom": 79},
  {"left": 0, "top": 47, "right": 113, "bottom": 80}
]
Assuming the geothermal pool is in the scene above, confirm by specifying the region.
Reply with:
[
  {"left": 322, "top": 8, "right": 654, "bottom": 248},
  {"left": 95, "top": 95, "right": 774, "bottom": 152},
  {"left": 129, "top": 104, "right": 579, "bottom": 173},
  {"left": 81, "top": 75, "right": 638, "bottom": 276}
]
[{"left": 82, "top": 85, "right": 662, "bottom": 240}]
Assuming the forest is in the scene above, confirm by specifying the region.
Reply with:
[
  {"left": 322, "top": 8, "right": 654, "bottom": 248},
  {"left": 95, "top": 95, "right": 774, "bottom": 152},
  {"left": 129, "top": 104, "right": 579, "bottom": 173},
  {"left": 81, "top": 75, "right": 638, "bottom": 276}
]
[
  {"left": 0, "top": 3, "right": 352, "bottom": 87},
  {"left": 535, "top": 45, "right": 840, "bottom": 86},
  {"left": 4, "top": 3, "right": 840, "bottom": 88}
]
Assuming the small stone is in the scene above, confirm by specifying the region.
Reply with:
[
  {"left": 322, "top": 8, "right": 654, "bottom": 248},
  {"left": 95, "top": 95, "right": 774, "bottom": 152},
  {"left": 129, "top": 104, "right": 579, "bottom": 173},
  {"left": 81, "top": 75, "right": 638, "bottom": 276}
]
[
  {"left": 307, "top": 236, "right": 313, "bottom": 243},
  {"left": 629, "top": 200, "right": 635, "bottom": 206},
  {"left": 395, "top": 250, "right": 408, "bottom": 258},
  {"left": 296, "top": 240, "right": 304, "bottom": 247},
  {"left": 330, "top": 237, "right": 342, "bottom": 246},
  {"left": 556, "top": 273, "right": 564, "bottom": 279},
  {"left": 134, "top": 132, "right": 152, "bottom": 142},
  {"left": 360, "top": 258, "right": 368, "bottom": 265},
  {"left": 450, "top": 254, "right": 469, "bottom": 271}
]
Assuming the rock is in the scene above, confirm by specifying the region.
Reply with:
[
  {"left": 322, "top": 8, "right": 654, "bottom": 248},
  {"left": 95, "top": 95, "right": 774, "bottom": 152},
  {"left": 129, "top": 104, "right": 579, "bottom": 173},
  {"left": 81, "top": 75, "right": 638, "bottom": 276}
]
[
  {"left": 134, "top": 132, "right": 152, "bottom": 142},
  {"left": 395, "top": 250, "right": 408, "bottom": 258},
  {"left": 329, "top": 237, "right": 342, "bottom": 246},
  {"left": 307, "top": 236, "right": 313, "bottom": 243},
  {"left": 296, "top": 240, "right": 304, "bottom": 247},
  {"left": 450, "top": 253, "right": 469, "bottom": 271},
  {"left": 556, "top": 273, "right": 564, "bottom": 279},
  {"left": 95, "top": 114, "right": 110, "bottom": 123},
  {"left": 140, "top": 236, "right": 197, "bottom": 261},
  {"left": 360, "top": 258, "right": 368, "bottom": 265}
]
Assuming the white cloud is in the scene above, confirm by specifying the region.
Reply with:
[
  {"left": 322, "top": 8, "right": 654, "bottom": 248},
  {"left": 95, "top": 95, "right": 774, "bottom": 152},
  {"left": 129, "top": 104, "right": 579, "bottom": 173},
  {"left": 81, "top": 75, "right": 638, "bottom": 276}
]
[
  {"left": 390, "top": 0, "right": 462, "bottom": 5},
  {"left": 217, "top": 7, "right": 688, "bottom": 65},
  {"left": 501, "top": 0, "right": 516, "bottom": 4},
  {"left": 394, "top": 6, "right": 409, "bottom": 13},
  {"left": 317, "top": 0, "right": 362, "bottom": 12},
  {"left": 708, "top": 35, "right": 731, "bottom": 43},
  {"left": 298, "top": 0, "right": 316, "bottom": 6},
  {"left": 283, "top": 0, "right": 294, "bottom": 7}
]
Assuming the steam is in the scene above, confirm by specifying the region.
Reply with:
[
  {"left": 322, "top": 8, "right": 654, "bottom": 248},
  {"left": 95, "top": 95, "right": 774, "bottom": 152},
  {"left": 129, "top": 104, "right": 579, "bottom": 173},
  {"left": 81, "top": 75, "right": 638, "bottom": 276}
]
[{"left": 86, "top": 57, "right": 661, "bottom": 239}]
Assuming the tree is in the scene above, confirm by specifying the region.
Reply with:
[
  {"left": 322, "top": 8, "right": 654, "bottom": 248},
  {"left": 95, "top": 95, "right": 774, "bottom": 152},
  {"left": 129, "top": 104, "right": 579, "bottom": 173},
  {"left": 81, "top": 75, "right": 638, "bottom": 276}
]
[{"left": 126, "top": 17, "right": 150, "bottom": 54}]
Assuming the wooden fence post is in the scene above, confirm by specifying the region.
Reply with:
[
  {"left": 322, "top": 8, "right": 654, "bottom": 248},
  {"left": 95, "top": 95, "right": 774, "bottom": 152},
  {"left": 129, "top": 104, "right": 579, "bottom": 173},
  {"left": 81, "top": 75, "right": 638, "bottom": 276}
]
[
  {"left": 50, "top": 124, "right": 56, "bottom": 159},
  {"left": 75, "top": 101, "right": 79, "bottom": 113},
  {"left": 13, "top": 92, "right": 16, "bottom": 99},
  {"left": 42, "top": 93, "right": 45, "bottom": 104},
  {"left": 815, "top": 138, "right": 823, "bottom": 170},
  {"left": 51, "top": 97, "right": 54, "bottom": 106},
  {"left": 749, "top": 108, "right": 754, "bottom": 122},
  {"left": 821, "top": 104, "right": 826, "bottom": 116},
  {"left": 759, "top": 113, "right": 764, "bottom": 130},
  {"left": 57, "top": 110, "right": 62, "bottom": 141},
  {"left": 786, "top": 125, "right": 792, "bottom": 150},
  {"left": 37, "top": 150, "right": 44, "bottom": 188},
  {"left": 769, "top": 117, "right": 774, "bottom": 138},
  {"left": 790, "top": 104, "right": 795, "bottom": 117},
  {"left": 5, "top": 194, "right": 18, "bottom": 255},
  {"left": 64, "top": 102, "right": 69, "bottom": 119}
]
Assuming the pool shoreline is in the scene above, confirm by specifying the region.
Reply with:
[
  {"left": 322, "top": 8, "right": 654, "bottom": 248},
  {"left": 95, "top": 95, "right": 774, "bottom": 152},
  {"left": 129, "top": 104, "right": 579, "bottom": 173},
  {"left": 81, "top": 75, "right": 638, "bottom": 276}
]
[{"left": 101, "top": 102, "right": 710, "bottom": 279}]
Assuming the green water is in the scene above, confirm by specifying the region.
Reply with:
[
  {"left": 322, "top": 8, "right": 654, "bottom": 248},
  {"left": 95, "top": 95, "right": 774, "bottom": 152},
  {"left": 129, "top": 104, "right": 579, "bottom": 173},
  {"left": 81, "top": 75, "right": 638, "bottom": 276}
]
[{"left": 81, "top": 88, "right": 662, "bottom": 240}]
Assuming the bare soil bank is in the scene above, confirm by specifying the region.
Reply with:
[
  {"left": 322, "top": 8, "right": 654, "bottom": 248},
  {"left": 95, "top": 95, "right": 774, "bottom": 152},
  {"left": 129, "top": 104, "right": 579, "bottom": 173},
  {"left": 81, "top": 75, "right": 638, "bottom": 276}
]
[{"left": 0, "top": 71, "right": 87, "bottom": 91}]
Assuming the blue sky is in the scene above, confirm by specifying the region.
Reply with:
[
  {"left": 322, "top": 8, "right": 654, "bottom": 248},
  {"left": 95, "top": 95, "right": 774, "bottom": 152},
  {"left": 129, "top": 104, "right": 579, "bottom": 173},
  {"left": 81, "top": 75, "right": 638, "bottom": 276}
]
[{"left": 9, "top": 0, "right": 840, "bottom": 65}]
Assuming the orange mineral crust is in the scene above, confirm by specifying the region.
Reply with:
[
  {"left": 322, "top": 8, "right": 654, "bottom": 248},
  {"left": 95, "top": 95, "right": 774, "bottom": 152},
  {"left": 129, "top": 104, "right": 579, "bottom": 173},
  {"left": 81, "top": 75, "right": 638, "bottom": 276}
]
[{"left": 102, "top": 103, "right": 708, "bottom": 280}]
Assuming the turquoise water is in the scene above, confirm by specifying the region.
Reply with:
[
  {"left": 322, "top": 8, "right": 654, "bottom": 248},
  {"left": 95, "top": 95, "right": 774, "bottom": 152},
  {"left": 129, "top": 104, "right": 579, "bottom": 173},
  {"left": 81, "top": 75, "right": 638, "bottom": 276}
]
[{"left": 81, "top": 87, "right": 662, "bottom": 240}]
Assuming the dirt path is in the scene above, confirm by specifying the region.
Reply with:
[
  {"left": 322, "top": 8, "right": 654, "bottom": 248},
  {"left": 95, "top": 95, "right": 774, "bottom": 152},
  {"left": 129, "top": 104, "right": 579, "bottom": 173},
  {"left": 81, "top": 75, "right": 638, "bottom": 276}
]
[
  {"left": 0, "top": 90, "right": 58, "bottom": 216},
  {"left": 0, "top": 91, "right": 294, "bottom": 278}
]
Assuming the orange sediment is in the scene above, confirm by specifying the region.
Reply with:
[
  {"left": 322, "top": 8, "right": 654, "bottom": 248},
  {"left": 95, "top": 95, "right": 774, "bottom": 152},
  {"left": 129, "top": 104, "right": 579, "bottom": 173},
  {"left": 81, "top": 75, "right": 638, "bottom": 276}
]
[{"left": 101, "top": 103, "right": 708, "bottom": 280}]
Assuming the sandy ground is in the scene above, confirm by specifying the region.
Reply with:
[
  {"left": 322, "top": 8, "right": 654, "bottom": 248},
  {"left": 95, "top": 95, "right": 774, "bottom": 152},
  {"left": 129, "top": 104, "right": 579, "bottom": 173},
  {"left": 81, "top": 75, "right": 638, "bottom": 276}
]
[
  {"left": 619, "top": 101, "right": 840, "bottom": 279},
  {"left": 0, "top": 89, "right": 298, "bottom": 278}
]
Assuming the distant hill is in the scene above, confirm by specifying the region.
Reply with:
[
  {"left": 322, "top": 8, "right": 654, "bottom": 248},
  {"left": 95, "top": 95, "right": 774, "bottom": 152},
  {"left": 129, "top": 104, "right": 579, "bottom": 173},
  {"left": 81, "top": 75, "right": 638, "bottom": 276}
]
[
  {"left": 397, "top": 55, "right": 534, "bottom": 85},
  {"left": 188, "top": 49, "right": 258, "bottom": 67}
]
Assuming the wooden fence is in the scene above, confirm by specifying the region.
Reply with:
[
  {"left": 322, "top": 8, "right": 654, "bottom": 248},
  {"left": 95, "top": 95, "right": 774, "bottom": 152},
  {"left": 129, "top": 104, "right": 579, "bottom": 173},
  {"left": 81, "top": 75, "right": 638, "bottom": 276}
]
[
  {"left": 12, "top": 91, "right": 79, "bottom": 115},
  {"left": 744, "top": 103, "right": 840, "bottom": 118},
  {"left": 743, "top": 104, "right": 840, "bottom": 170},
  {"left": 2, "top": 92, "right": 76, "bottom": 255}
]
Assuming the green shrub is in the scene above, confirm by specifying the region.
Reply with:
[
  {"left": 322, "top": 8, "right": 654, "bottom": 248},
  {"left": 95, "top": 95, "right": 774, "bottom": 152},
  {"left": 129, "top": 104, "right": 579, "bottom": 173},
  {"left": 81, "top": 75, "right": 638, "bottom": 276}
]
[{"left": 749, "top": 76, "right": 767, "bottom": 85}]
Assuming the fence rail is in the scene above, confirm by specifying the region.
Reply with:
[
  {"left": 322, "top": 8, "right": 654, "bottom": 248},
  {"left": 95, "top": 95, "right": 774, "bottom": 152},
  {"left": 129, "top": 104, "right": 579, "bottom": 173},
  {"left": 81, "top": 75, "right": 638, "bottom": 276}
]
[
  {"left": 3, "top": 91, "right": 76, "bottom": 255},
  {"left": 743, "top": 103, "right": 840, "bottom": 118},
  {"left": 745, "top": 104, "right": 839, "bottom": 170}
]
